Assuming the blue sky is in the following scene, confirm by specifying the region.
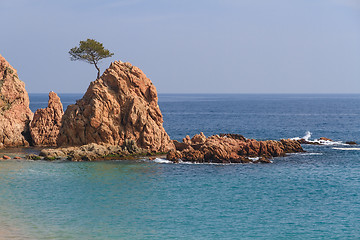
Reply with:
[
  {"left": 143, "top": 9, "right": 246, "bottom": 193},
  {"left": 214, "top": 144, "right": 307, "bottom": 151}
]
[{"left": 1, "top": 0, "right": 359, "bottom": 93}]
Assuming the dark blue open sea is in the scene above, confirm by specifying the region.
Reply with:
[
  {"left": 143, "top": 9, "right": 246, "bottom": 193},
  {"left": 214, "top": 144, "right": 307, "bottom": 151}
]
[{"left": 0, "top": 94, "right": 360, "bottom": 239}]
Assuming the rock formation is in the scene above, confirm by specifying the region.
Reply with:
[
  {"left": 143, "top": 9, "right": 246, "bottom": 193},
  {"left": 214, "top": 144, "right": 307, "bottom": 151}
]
[
  {"left": 167, "top": 133, "right": 304, "bottom": 163},
  {"left": 39, "top": 141, "right": 143, "bottom": 161},
  {"left": 296, "top": 137, "right": 336, "bottom": 145},
  {"left": 0, "top": 54, "right": 33, "bottom": 148},
  {"left": 30, "top": 91, "right": 63, "bottom": 146},
  {"left": 57, "top": 61, "right": 174, "bottom": 152}
]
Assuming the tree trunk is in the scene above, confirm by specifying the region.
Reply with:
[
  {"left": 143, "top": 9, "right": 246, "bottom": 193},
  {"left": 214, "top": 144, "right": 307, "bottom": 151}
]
[{"left": 94, "top": 62, "right": 100, "bottom": 79}]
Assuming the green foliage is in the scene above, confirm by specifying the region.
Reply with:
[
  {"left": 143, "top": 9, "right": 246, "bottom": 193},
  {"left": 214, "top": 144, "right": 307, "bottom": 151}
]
[
  {"left": 0, "top": 89, "right": 12, "bottom": 112},
  {"left": 69, "top": 39, "right": 114, "bottom": 63},
  {"left": 25, "top": 154, "right": 42, "bottom": 160},
  {"left": 1, "top": 102, "right": 12, "bottom": 112},
  {"left": 101, "top": 153, "right": 124, "bottom": 160},
  {"left": 69, "top": 39, "right": 114, "bottom": 79}
]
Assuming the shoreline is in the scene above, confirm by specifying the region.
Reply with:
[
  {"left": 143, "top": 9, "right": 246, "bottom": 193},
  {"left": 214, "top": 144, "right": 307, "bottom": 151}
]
[{"left": 0, "top": 145, "right": 167, "bottom": 162}]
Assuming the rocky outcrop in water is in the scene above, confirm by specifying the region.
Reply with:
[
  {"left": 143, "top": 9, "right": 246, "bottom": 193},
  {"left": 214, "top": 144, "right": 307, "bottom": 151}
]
[
  {"left": 167, "top": 133, "right": 304, "bottom": 163},
  {"left": 57, "top": 61, "right": 174, "bottom": 152},
  {"left": 30, "top": 91, "right": 63, "bottom": 146},
  {"left": 39, "top": 140, "right": 143, "bottom": 161},
  {"left": 0, "top": 54, "right": 33, "bottom": 148},
  {"left": 296, "top": 136, "right": 337, "bottom": 145}
]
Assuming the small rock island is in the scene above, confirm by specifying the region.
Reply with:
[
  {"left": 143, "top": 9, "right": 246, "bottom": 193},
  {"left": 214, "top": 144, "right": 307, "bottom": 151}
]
[{"left": 0, "top": 53, "right": 304, "bottom": 163}]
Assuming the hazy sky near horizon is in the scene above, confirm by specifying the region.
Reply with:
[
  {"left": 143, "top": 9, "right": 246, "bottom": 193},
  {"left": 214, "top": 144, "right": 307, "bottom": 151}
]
[{"left": 1, "top": 0, "right": 359, "bottom": 93}]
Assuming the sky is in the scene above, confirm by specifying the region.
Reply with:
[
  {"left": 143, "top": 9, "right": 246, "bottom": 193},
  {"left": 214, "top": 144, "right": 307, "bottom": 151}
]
[{"left": 0, "top": 0, "right": 359, "bottom": 94}]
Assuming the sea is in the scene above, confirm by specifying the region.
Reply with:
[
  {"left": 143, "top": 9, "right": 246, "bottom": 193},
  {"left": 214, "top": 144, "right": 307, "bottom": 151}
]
[{"left": 0, "top": 93, "right": 359, "bottom": 239}]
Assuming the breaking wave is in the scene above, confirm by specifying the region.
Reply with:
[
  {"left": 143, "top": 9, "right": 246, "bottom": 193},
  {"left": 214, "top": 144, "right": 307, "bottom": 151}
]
[
  {"left": 311, "top": 139, "right": 345, "bottom": 146},
  {"left": 291, "top": 131, "right": 346, "bottom": 146},
  {"left": 291, "top": 131, "right": 312, "bottom": 141},
  {"left": 152, "top": 158, "right": 173, "bottom": 164}
]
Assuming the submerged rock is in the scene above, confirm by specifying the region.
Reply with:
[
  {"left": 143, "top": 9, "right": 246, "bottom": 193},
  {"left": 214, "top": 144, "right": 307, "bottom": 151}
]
[
  {"left": 296, "top": 137, "right": 337, "bottom": 145},
  {"left": 319, "top": 137, "right": 332, "bottom": 141},
  {"left": 0, "top": 54, "right": 33, "bottom": 148},
  {"left": 167, "top": 132, "right": 304, "bottom": 163},
  {"left": 57, "top": 61, "right": 174, "bottom": 152},
  {"left": 30, "top": 91, "right": 64, "bottom": 146}
]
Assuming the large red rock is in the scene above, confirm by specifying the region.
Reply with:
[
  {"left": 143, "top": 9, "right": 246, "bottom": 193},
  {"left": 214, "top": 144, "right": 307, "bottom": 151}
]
[
  {"left": 30, "top": 91, "right": 63, "bottom": 146},
  {"left": 167, "top": 133, "right": 304, "bottom": 163},
  {"left": 57, "top": 61, "right": 174, "bottom": 152},
  {"left": 0, "top": 54, "right": 33, "bottom": 148}
]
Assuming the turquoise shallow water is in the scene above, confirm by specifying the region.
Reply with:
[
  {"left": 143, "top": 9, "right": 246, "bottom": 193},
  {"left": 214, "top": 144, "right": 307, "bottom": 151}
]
[{"left": 0, "top": 94, "right": 360, "bottom": 239}]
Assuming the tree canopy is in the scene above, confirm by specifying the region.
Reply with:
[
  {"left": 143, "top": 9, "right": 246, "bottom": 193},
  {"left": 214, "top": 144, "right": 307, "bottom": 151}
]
[{"left": 69, "top": 39, "right": 114, "bottom": 79}]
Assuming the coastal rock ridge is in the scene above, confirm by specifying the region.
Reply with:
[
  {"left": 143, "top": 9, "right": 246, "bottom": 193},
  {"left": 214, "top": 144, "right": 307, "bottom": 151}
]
[
  {"left": 39, "top": 142, "right": 142, "bottom": 161},
  {"left": 167, "top": 133, "right": 304, "bottom": 163},
  {"left": 57, "top": 60, "right": 174, "bottom": 152},
  {"left": 30, "top": 91, "right": 64, "bottom": 146},
  {"left": 0, "top": 54, "right": 33, "bottom": 148}
]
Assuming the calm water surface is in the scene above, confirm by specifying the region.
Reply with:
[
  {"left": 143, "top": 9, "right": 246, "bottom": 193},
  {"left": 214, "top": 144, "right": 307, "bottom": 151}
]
[{"left": 0, "top": 94, "right": 359, "bottom": 239}]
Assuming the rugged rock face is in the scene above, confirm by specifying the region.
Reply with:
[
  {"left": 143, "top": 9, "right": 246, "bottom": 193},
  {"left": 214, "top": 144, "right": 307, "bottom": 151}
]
[
  {"left": 57, "top": 61, "right": 174, "bottom": 152},
  {"left": 167, "top": 133, "right": 304, "bottom": 163},
  {"left": 30, "top": 91, "right": 63, "bottom": 146},
  {"left": 0, "top": 54, "right": 33, "bottom": 148}
]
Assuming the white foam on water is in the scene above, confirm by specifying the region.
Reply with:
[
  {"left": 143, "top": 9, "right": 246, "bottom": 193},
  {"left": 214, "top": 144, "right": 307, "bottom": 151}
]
[
  {"left": 179, "top": 161, "right": 202, "bottom": 165},
  {"left": 178, "top": 160, "right": 234, "bottom": 165},
  {"left": 153, "top": 158, "right": 173, "bottom": 164},
  {"left": 151, "top": 158, "right": 232, "bottom": 165},
  {"left": 291, "top": 131, "right": 312, "bottom": 141},
  {"left": 310, "top": 139, "right": 346, "bottom": 146},
  {"left": 291, "top": 131, "right": 347, "bottom": 146},
  {"left": 303, "top": 131, "right": 312, "bottom": 141},
  {"left": 300, "top": 152, "right": 323, "bottom": 156},
  {"left": 333, "top": 147, "right": 360, "bottom": 151}
]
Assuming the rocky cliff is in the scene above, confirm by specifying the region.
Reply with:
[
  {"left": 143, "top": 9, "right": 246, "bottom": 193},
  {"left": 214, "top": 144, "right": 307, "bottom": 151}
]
[
  {"left": 30, "top": 91, "right": 63, "bottom": 146},
  {"left": 57, "top": 61, "right": 174, "bottom": 152},
  {"left": 0, "top": 54, "right": 33, "bottom": 148}
]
